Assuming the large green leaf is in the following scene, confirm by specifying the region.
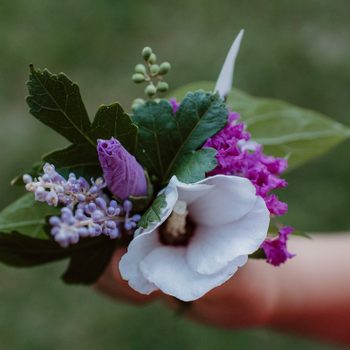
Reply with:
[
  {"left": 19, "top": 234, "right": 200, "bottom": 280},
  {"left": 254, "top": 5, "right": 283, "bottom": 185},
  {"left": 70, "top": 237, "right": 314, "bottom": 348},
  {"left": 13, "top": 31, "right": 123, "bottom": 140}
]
[
  {"left": 0, "top": 231, "right": 116, "bottom": 284},
  {"left": 0, "top": 194, "right": 59, "bottom": 239},
  {"left": 171, "top": 148, "right": 217, "bottom": 183},
  {"left": 133, "top": 91, "right": 227, "bottom": 184},
  {"left": 133, "top": 100, "right": 180, "bottom": 180},
  {"left": 230, "top": 96, "right": 350, "bottom": 170},
  {"left": 90, "top": 103, "right": 138, "bottom": 154},
  {"left": 170, "top": 82, "right": 350, "bottom": 171},
  {"left": 26, "top": 65, "right": 94, "bottom": 145},
  {"left": 25, "top": 66, "right": 139, "bottom": 179},
  {"left": 0, "top": 232, "right": 71, "bottom": 266}
]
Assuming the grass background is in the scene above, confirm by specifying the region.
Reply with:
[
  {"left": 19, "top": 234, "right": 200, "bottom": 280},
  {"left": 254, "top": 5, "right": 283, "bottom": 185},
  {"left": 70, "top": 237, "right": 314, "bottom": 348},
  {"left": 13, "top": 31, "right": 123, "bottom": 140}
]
[{"left": 1, "top": 0, "right": 349, "bottom": 348}]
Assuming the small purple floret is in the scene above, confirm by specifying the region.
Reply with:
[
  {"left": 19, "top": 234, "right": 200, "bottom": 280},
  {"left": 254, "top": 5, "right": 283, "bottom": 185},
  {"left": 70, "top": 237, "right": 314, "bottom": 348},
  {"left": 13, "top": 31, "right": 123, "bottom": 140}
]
[
  {"left": 261, "top": 226, "right": 295, "bottom": 266},
  {"left": 169, "top": 98, "right": 180, "bottom": 114},
  {"left": 24, "top": 163, "right": 142, "bottom": 248},
  {"left": 97, "top": 138, "right": 147, "bottom": 200}
]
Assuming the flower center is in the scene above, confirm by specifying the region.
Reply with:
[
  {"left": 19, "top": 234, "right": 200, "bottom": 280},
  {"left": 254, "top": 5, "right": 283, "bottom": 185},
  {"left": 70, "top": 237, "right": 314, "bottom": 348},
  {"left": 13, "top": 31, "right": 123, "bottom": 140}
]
[{"left": 158, "top": 200, "right": 195, "bottom": 246}]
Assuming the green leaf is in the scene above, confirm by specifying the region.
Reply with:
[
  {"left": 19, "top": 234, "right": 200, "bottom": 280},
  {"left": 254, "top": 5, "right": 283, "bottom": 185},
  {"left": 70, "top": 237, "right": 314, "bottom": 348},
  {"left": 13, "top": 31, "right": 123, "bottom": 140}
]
[
  {"left": 0, "top": 194, "right": 59, "bottom": 239},
  {"left": 0, "top": 231, "right": 117, "bottom": 284},
  {"left": 170, "top": 82, "right": 350, "bottom": 171},
  {"left": 230, "top": 95, "right": 350, "bottom": 171},
  {"left": 43, "top": 144, "right": 101, "bottom": 179},
  {"left": 138, "top": 193, "right": 167, "bottom": 229},
  {"left": 133, "top": 100, "right": 179, "bottom": 181},
  {"left": 61, "top": 238, "right": 117, "bottom": 285},
  {"left": 171, "top": 148, "right": 217, "bottom": 183},
  {"left": 24, "top": 65, "right": 140, "bottom": 180},
  {"left": 26, "top": 65, "right": 94, "bottom": 146},
  {"left": 133, "top": 91, "right": 227, "bottom": 184},
  {"left": 90, "top": 103, "right": 138, "bottom": 154},
  {"left": 0, "top": 232, "right": 71, "bottom": 267}
]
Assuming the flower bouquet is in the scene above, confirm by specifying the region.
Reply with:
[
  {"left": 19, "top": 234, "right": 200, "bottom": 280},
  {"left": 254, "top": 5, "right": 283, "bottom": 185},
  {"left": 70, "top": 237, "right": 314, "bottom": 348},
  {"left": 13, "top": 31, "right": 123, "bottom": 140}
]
[{"left": 0, "top": 31, "right": 348, "bottom": 302}]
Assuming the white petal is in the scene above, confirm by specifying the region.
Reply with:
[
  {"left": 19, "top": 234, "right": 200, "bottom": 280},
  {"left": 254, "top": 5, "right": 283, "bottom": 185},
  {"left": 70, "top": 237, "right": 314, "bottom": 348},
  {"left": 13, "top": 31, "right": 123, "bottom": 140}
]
[
  {"left": 170, "top": 176, "right": 214, "bottom": 204},
  {"left": 119, "top": 231, "right": 161, "bottom": 294},
  {"left": 189, "top": 175, "right": 257, "bottom": 227},
  {"left": 214, "top": 29, "right": 244, "bottom": 99},
  {"left": 186, "top": 196, "right": 269, "bottom": 275},
  {"left": 139, "top": 246, "right": 248, "bottom": 301}
]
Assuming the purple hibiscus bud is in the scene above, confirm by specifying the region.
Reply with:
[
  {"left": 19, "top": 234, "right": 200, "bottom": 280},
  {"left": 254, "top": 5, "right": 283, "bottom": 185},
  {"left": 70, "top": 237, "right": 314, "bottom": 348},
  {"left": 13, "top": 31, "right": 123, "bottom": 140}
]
[{"left": 97, "top": 137, "right": 147, "bottom": 200}]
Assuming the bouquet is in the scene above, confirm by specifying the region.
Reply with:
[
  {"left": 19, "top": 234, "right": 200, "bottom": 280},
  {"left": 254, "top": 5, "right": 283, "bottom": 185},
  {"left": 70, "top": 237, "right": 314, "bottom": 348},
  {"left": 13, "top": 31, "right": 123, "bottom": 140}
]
[{"left": 0, "top": 31, "right": 348, "bottom": 302}]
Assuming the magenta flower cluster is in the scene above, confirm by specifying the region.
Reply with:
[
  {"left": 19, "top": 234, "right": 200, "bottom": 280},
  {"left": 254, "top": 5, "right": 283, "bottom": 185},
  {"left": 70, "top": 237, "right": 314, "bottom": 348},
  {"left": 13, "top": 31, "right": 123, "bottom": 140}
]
[
  {"left": 204, "top": 111, "right": 288, "bottom": 216},
  {"left": 202, "top": 109, "right": 294, "bottom": 265}
]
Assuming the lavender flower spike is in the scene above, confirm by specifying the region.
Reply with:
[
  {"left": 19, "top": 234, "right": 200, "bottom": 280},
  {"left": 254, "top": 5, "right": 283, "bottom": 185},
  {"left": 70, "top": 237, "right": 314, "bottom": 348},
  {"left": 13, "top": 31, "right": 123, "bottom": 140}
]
[{"left": 97, "top": 138, "right": 147, "bottom": 199}]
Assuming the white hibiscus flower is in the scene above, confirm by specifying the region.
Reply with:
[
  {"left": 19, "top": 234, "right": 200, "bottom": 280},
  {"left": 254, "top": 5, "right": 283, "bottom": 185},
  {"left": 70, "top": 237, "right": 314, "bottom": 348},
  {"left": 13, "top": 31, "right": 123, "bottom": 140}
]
[{"left": 119, "top": 175, "right": 270, "bottom": 302}]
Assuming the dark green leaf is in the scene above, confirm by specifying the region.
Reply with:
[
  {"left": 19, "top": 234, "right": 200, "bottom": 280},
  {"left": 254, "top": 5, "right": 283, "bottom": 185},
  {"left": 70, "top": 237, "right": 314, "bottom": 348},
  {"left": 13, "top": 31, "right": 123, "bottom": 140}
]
[
  {"left": 171, "top": 148, "right": 217, "bottom": 183},
  {"left": 90, "top": 103, "right": 138, "bottom": 153},
  {"left": 170, "top": 82, "right": 350, "bottom": 171},
  {"left": 133, "top": 100, "right": 180, "bottom": 181},
  {"left": 133, "top": 91, "right": 227, "bottom": 184},
  {"left": 138, "top": 193, "right": 167, "bottom": 228},
  {"left": 0, "top": 232, "right": 117, "bottom": 281},
  {"left": 26, "top": 65, "right": 94, "bottom": 145},
  {"left": 0, "top": 232, "right": 71, "bottom": 267},
  {"left": 0, "top": 194, "right": 59, "bottom": 239},
  {"left": 43, "top": 144, "right": 101, "bottom": 179}
]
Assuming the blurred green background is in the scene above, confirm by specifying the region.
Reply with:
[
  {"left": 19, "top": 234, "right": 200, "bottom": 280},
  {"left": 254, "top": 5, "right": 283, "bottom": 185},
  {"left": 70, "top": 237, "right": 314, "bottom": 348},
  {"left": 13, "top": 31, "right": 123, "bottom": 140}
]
[{"left": 1, "top": 0, "right": 349, "bottom": 349}]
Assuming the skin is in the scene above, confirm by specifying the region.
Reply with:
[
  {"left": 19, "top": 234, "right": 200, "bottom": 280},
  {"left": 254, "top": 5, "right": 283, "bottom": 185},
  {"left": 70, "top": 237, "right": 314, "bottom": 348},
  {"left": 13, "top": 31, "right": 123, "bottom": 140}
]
[{"left": 95, "top": 234, "right": 350, "bottom": 346}]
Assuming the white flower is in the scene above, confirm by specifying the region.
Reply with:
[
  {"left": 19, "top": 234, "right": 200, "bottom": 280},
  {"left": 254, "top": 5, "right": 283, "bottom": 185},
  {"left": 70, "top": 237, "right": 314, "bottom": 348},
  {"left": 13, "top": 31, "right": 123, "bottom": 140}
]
[{"left": 119, "top": 175, "right": 269, "bottom": 302}]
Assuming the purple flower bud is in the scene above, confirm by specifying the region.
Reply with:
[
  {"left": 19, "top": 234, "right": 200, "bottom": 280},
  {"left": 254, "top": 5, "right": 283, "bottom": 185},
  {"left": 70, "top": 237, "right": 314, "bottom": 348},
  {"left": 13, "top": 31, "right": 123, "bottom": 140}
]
[
  {"left": 22, "top": 174, "right": 33, "bottom": 184},
  {"left": 97, "top": 138, "right": 147, "bottom": 200}
]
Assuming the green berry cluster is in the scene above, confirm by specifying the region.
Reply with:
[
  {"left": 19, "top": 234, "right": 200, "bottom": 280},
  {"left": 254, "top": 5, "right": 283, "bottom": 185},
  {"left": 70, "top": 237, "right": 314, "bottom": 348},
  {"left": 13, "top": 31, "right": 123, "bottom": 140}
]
[{"left": 131, "top": 46, "right": 171, "bottom": 104}]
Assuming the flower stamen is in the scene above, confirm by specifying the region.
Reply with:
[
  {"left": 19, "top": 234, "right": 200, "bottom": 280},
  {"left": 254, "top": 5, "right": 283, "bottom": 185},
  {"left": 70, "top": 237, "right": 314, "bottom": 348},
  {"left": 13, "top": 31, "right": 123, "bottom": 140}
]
[{"left": 158, "top": 200, "right": 195, "bottom": 246}]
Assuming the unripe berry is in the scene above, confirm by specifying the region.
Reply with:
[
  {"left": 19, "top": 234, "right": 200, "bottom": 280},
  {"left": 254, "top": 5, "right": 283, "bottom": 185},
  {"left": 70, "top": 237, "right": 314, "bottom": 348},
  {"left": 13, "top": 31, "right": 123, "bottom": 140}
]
[
  {"left": 135, "top": 64, "right": 146, "bottom": 74},
  {"left": 159, "top": 62, "right": 171, "bottom": 75},
  {"left": 157, "top": 81, "right": 169, "bottom": 92},
  {"left": 132, "top": 73, "right": 146, "bottom": 83},
  {"left": 150, "top": 64, "right": 160, "bottom": 75},
  {"left": 149, "top": 53, "right": 157, "bottom": 64},
  {"left": 142, "top": 47, "right": 152, "bottom": 61},
  {"left": 145, "top": 84, "right": 157, "bottom": 97}
]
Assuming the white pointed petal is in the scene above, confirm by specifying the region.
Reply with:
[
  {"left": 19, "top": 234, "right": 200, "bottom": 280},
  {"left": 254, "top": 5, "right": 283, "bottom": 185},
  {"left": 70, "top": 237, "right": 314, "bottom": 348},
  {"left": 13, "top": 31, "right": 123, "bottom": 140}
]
[
  {"left": 140, "top": 246, "right": 248, "bottom": 301},
  {"left": 186, "top": 196, "right": 269, "bottom": 275},
  {"left": 214, "top": 29, "right": 244, "bottom": 99},
  {"left": 119, "top": 231, "right": 161, "bottom": 294},
  {"left": 189, "top": 175, "right": 257, "bottom": 227}
]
